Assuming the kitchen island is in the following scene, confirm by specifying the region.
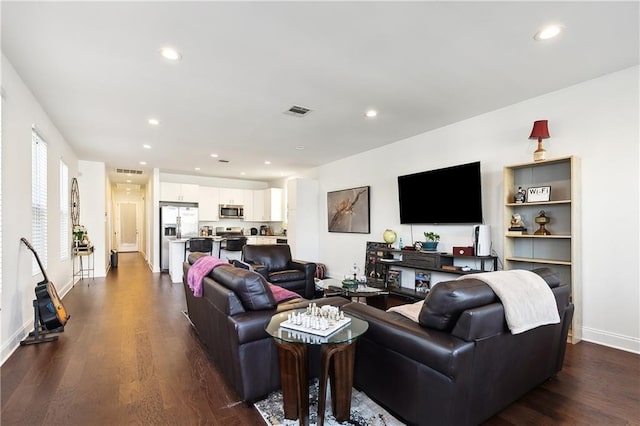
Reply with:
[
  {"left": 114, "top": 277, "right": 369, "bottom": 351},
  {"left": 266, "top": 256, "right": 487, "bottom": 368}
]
[{"left": 168, "top": 237, "right": 224, "bottom": 283}]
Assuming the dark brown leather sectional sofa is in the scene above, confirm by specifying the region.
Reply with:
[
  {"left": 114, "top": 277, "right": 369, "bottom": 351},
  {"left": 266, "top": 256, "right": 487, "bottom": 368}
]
[
  {"left": 183, "top": 254, "right": 573, "bottom": 425},
  {"left": 342, "top": 268, "right": 574, "bottom": 426},
  {"left": 182, "top": 253, "right": 347, "bottom": 403}
]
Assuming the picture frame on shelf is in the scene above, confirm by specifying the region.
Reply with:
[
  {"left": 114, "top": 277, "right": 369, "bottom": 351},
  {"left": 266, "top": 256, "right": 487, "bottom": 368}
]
[{"left": 526, "top": 186, "right": 551, "bottom": 203}]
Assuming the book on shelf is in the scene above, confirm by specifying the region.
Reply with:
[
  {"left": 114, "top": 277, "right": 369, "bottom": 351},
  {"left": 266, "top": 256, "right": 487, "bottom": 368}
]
[
  {"left": 415, "top": 271, "right": 431, "bottom": 293},
  {"left": 386, "top": 269, "right": 401, "bottom": 288},
  {"left": 506, "top": 229, "right": 527, "bottom": 236}
]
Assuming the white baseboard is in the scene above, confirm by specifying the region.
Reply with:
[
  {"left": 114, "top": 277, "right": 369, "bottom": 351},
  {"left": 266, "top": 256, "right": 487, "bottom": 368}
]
[{"left": 581, "top": 327, "right": 640, "bottom": 354}]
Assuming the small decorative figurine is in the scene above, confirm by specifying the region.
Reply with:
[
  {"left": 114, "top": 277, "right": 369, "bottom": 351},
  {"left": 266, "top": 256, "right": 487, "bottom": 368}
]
[{"left": 510, "top": 214, "right": 525, "bottom": 230}]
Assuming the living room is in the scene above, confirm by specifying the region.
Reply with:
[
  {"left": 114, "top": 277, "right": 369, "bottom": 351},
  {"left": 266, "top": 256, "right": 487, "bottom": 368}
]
[{"left": 1, "top": 2, "right": 639, "bottom": 424}]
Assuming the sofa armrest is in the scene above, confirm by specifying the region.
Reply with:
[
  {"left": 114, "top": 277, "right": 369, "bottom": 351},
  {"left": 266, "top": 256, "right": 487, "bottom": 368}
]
[
  {"left": 343, "top": 302, "right": 474, "bottom": 378},
  {"left": 451, "top": 303, "right": 506, "bottom": 341},
  {"left": 289, "top": 259, "right": 317, "bottom": 299}
]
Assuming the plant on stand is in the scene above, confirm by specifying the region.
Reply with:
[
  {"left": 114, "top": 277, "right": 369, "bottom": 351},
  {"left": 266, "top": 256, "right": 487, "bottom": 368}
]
[
  {"left": 423, "top": 232, "right": 440, "bottom": 251},
  {"left": 73, "top": 225, "right": 89, "bottom": 247}
]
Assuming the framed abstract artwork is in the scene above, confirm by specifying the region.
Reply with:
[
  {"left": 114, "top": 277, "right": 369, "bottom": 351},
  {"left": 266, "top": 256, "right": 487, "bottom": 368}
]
[{"left": 327, "top": 186, "right": 370, "bottom": 233}]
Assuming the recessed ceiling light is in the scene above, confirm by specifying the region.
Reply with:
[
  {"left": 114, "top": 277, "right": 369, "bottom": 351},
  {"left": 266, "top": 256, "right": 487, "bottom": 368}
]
[
  {"left": 160, "top": 46, "right": 182, "bottom": 61},
  {"left": 240, "top": 172, "right": 246, "bottom": 176},
  {"left": 210, "top": 153, "right": 219, "bottom": 158},
  {"left": 365, "top": 109, "right": 378, "bottom": 118},
  {"left": 534, "top": 25, "right": 562, "bottom": 41},
  {"left": 126, "top": 179, "right": 132, "bottom": 183},
  {"left": 139, "top": 161, "right": 147, "bottom": 165},
  {"left": 148, "top": 118, "right": 160, "bottom": 126},
  {"left": 264, "top": 161, "right": 271, "bottom": 165},
  {"left": 195, "top": 167, "right": 200, "bottom": 171},
  {"left": 143, "top": 144, "right": 151, "bottom": 149},
  {"left": 295, "top": 145, "right": 305, "bottom": 150}
]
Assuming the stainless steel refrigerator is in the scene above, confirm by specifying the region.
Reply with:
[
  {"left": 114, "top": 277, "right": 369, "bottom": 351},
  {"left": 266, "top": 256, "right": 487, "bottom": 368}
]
[{"left": 160, "top": 203, "right": 199, "bottom": 271}]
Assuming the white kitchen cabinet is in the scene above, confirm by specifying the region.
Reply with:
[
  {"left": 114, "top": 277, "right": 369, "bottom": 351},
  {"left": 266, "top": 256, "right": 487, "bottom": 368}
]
[
  {"left": 247, "top": 189, "right": 265, "bottom": 221},
  {"left": 245, "top": 188, "right": 283, "bottom": 221},
  {"left": 246, "top": 236, "right": 287, "bottom": 245},
  {"left": 160, "top": 182, "right": 200, "bottom": 202},
  {"left": 198, "top": 186, "right": 220, "bottom": 221},
  {"left": 265, "top": 188, "right": 283, "bottom": 222},
  {"left": 219, "top": 188, "right": 245, "bottom": 205}
]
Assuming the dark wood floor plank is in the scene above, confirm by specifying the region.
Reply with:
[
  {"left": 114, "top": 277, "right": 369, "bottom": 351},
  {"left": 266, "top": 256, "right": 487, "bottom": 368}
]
[{"left": 2, "top": 252, "right": 639, "bottom": 426}]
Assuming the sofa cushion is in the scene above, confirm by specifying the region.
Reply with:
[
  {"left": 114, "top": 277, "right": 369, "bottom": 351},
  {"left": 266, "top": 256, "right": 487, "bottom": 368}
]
[
  {"left": 268, "top": 284, "right": 301, "bottom": 303},
  {"left": 387, "top": 300, "right": 424, "bottom": 323},
  {"left": 418, "top": 268, "right": 563, "bottom": 331},
  {"left": 419, "top": 278, "right": 497, "bottom": 331},
  {"left": 209, "top": 265, "right": 276, "bottom": 311},
  {"left": 243, "top": 244, "right": 291, "bottom": 271}
]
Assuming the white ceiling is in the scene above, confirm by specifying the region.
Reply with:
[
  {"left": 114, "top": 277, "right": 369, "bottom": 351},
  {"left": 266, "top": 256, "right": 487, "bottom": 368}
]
[{"left": 2, "top": 1, "right": 638, "bottom": 185}]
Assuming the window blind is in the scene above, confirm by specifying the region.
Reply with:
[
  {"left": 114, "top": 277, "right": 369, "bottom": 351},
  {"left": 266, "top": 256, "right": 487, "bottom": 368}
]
[
  {"left": 60, "top": 160, "right": 69, "bottom": 260},
  {"left": 32, "top": 129, "right": 48, "bottom": 275}
]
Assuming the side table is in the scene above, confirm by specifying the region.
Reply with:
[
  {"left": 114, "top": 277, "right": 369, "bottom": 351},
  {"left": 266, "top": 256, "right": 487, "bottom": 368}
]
[
  {"left": 73, "top": 245, "right": 94, "bottom": 284},
  {"left": 265, "top": 308, "right": 369, "bottom": 425}
]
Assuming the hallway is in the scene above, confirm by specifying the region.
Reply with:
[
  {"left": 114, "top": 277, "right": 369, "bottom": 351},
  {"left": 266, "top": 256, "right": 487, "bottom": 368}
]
[{"left": 1, "top": 252, "right": 263, "bottom": 425}]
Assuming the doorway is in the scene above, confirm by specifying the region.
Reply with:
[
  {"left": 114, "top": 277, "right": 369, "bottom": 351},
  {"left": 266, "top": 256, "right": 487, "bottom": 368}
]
[{"left": 117, "top": 202, "right": 139, "bottom": 252}]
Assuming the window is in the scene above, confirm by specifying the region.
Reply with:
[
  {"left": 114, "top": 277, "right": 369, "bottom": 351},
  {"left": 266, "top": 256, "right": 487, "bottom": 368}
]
[
  {"left": 0, "top": 101, "right": 2, "bottom": 291},
  {"left": 32, "top": 128, "right": 47, "bottom": 275},
  {"left": 60, "top": 160, "right": 69, "bottom": 260}
]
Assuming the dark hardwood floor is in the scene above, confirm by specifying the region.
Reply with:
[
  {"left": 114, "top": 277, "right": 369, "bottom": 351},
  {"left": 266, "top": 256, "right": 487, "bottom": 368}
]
[{"left": 2, "top": 252, "right": 639, "bottom": 425}]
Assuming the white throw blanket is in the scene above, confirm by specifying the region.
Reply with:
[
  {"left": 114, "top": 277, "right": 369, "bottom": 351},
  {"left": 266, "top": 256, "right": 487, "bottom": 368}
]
[{"left": 458, "top": 270, "right": 560, "bottom": 334}]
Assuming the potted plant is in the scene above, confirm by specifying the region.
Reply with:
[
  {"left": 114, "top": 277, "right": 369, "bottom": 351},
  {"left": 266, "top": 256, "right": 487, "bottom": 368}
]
[{"left": 423, "top": 232, "right": 440, "bottom": 251}]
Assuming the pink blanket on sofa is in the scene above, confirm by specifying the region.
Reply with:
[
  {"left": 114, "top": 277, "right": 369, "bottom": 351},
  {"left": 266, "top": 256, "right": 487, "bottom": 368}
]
[
  {"left": 187, "top": 256, "right": 228, "bottom": 297},
  {"left": 268, "top": 284, "right": 300, "bottom": 303}
]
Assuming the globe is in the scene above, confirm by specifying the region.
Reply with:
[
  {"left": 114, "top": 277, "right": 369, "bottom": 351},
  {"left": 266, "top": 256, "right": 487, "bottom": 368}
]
[{"left": 383, "top": 229, "right": 397, "bottom": 244}]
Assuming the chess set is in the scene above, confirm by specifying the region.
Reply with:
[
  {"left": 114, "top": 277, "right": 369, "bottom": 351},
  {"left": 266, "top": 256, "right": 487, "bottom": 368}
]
[{"left": 279, "top": 304, "right": 351, "bottom": 337}]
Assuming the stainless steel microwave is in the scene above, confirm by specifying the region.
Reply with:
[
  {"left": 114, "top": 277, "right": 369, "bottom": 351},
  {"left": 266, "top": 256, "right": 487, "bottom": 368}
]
[{"left": 219, "top": 204, "right": 244, "bottom": 219}]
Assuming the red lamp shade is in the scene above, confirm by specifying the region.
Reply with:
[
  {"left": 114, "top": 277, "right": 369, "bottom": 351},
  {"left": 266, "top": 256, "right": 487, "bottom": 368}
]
[{"left": 529, "top": 120, "right": 550, "bottom": 141}]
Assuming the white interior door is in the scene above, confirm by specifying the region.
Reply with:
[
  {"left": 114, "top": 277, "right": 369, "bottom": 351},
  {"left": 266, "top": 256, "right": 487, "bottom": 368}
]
[{"left": 117, "top": 202, "right": 138, "bottom": 252}]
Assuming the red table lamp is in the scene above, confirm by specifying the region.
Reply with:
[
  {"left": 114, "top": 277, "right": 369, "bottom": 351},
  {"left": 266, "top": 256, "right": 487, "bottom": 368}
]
[{"left": 529, "top": 120, "right": 550, "bottom": 161}]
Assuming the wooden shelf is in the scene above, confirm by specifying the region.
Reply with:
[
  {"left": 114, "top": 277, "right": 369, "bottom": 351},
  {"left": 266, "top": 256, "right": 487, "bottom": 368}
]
[
  {"left": 506, "top": 199, "right": 571, "bottom": 207},
  {"left": 505, "top": 234, "right": 571, "bottom": 239},
  {"left": 503, "top": 156, "right": 581, "bottom": 343},
  {"left": 506, "top": 257, "right": 572, "bottom": 266}
]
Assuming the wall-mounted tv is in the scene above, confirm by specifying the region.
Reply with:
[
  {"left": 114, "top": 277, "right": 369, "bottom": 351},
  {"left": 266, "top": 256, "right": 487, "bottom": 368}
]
[{"left": 397, "top": 161, "right": 483, "bottom": 224}]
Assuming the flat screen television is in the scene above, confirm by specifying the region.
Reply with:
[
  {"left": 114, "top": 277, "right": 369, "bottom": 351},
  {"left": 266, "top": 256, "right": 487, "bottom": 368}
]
[{"left": 397, "top": 161, "right": 483, "bottom": 224}]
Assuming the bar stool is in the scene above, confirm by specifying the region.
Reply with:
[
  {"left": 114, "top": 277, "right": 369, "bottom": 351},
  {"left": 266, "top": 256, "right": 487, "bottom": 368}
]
[{"left": 185, "top": 238, "right": 213, "bottom": 260}]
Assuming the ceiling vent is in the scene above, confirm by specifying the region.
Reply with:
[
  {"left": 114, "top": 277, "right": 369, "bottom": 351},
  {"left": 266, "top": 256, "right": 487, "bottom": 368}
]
[
  {"left": 284, "top": 105, "right": 312, "bottom": 117},
  {"left": 116, "top": 168, "right": 144, "bottom": 175},
  {"left": 218, "top": 159, "right": 230, "bottom": 163}
]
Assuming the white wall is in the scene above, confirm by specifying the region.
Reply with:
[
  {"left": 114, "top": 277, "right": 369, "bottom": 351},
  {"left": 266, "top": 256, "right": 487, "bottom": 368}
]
[
  {"left": 305, "top": 66, "right": 639, "bottom": 353},
  {"left": 1, "top": 55, "right": 79, "bottom": 363},
  {"left": 78, "top": 160, "right": 107, "bottom": 277}
]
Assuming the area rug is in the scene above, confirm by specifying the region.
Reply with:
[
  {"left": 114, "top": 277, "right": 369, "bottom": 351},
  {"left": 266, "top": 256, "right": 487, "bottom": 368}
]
[{"left": 254, "top": 379, "right": 405, "bottom": 426}]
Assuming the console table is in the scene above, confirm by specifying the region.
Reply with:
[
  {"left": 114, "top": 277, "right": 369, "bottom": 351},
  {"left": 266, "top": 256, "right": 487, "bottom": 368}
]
[
  {"left": 364, "top": 242, "right": 498, "bottom": 307},
  {"left": 265, "top": 309, "right": 369, "bottom": 425}
]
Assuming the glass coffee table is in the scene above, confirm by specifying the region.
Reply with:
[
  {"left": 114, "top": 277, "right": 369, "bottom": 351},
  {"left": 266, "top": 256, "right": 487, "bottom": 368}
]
[
  {"left": 266, "top": 307, "right": 369, "bottom": 426},
  {"left": 316, "top": 278, "right": 388, "bottom": 303}
]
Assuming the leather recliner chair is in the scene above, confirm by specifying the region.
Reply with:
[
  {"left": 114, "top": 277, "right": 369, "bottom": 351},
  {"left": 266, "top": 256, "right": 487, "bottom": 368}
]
[{"left": 241, "top": 244, "right": 317, "bottom": 298}]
